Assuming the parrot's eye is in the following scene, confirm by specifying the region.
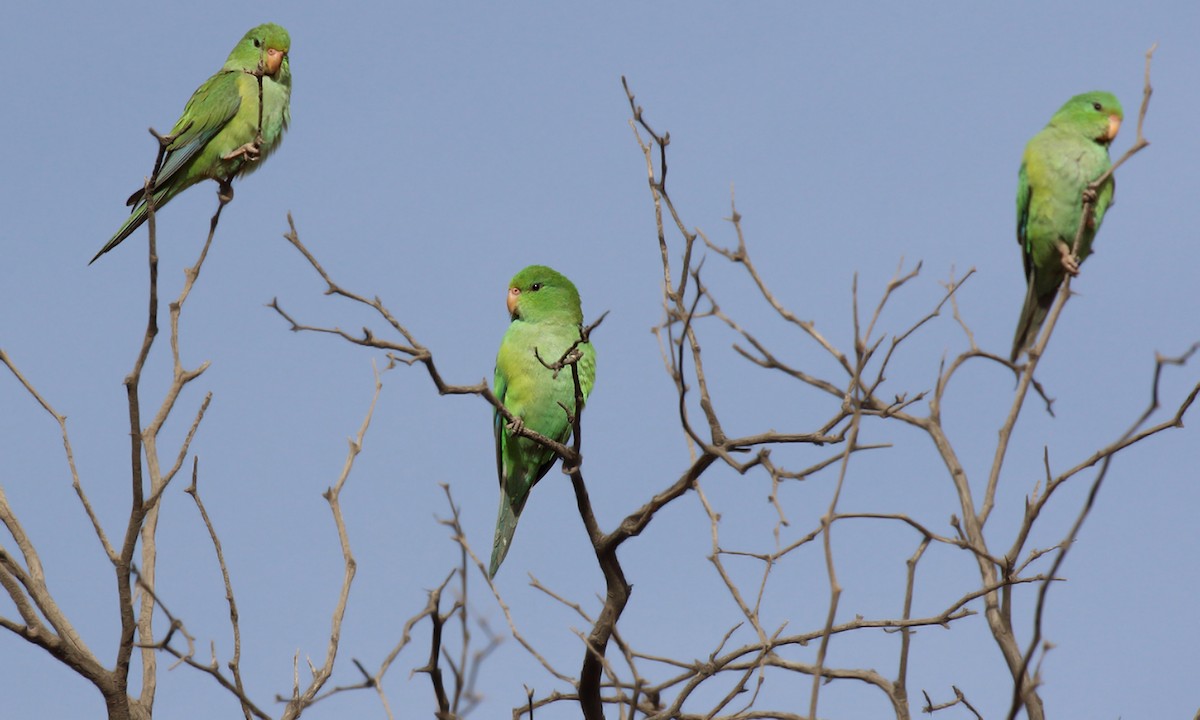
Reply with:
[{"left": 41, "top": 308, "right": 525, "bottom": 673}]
[
  {"left": 530, "top": 283, "right": 543, "bottom": 292},
  {"left": 253, "top": 38, "right": 262, "bottom": 48},
  {"left": 1092, "top": 102, "right": 1102, "bottom": 111}
]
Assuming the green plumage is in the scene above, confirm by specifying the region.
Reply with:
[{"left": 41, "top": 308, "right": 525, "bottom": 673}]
[
  {"left": 1011, "top": 91, "right": 1122, "bottom": 361},
  {"left": 92, "top": 23, "right": 291, "bottom": 263},
  {"left": 490, "top": 266, "right": 596, "bottom": 577}
]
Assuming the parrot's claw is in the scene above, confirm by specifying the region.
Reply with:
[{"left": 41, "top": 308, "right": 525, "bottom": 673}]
[
  {"left": 506, "top": 417, "right": 525, "bottom": 436},
  {"left": 1058, "top": 244, "right": 1080, "bottom": 276},
  {"left": 223, "top": 141, "right": 262, "bottom": 163},
  {"left": 1081, "top": 187, "right": 1098, "bottom": 205}
]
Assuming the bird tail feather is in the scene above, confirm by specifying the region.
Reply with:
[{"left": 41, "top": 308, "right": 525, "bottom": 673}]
[
  {"left": 91, "top": 204, "right": 150, "bottom": 265},
  {"left": 91, "top": 184, "right": 179, "bottom": 265},
  {"left": 489, "top": 496, "right": 522, "bottom": 578},
  {"left": 1010, "top": 280, "right": 1055, "bottom": 362}
]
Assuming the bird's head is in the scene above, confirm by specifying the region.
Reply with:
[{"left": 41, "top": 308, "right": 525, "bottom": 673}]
[
  {"left": 1054, "top": 91, "right": 1124, "bottom": 145},
  {"left": 228, "top": 23, "right": 291, "bottom": 78},
  {"left": 506, "top": 265, "right": 584, "bottom": 324}
]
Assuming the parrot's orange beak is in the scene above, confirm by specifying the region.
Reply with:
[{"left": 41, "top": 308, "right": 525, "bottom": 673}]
[
  {"left": 1106, "top": 114, "right": 1122, "bottom": 142},
  {"left": 263, "top": 48, "right": 287, "bottom": 76},
  {"left": 507, "top": 287, "right": 520, "bottom": 316}
]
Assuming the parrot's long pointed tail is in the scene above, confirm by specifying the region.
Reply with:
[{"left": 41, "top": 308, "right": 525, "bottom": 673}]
[
  {"left": 90, "top": 205, "right": 150, "bottom": 265},
  {"left": 1010, "top": 280, "right": 1056, "bottom": 362},
  {"left": 489, "top": 496, "right": 522, "bottom": 578},
  {"left": 92, "top": 182, "right": 182, "bottom": 265}
]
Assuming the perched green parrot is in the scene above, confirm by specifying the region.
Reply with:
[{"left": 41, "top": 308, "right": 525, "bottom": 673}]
[
  {"left": 1011, "top": 91, "right": 1123, "bottom": 361},
  {"left": 490, "top": 265, "right": 596, "bottom": 577},
  {"left": 91, "top": 23, "right": 292, "bottom": 264}
]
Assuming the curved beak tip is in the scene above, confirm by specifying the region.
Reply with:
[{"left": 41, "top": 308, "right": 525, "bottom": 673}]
[{"left": 506, "top": 288, "right": 519, "bottom": 315}]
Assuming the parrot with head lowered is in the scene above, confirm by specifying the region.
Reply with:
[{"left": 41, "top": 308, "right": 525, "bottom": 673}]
[
  {"left": 1011, "top": 91, "right": 1123, "bottom": 361},
  {"left": 91, "top": 23, "right": 291, "bottom": 264},
  {"left": 490, "top": 265, "right": 596, "bottom": 577}
]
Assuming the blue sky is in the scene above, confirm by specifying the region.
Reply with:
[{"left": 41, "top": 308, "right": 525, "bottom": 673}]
[{"left": 1, "top": 2, "right": 1197, "bottom": 718}]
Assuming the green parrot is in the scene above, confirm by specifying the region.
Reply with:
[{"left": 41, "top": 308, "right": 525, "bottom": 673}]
[
  {"left": 1011, "top": 91, "right": 1123, "bottom": 361},
  {"left": 490, "top": 265, "right": 596, "bottom": 577},
  {"left": 91, "top": 23, "right": 292, "bottom": 264}
]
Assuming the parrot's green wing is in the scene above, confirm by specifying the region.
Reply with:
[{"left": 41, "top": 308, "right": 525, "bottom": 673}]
[
  {"left": 492, "top": 361, "right": 515, "bottom": 507},
  {"left": 490, "top": 363, "right": 521, "bottom": 579},
  {"left": 1016, "top": 161, "right": 1032, "bottom": 279},
  {"left": 126, "top": 71, "right": 243, "bottom": 207},
  {"left": 1010, "top": 159, "right": 1047, "bottom": 361}
]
